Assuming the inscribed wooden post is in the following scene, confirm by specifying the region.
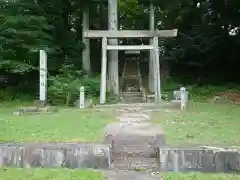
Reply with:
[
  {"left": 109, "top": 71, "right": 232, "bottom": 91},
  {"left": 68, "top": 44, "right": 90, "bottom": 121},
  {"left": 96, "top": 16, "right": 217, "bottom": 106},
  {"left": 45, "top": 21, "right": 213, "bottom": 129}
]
[
  {"left": 149, "top": 2, "right": 155, "bottom": 92},
  {"left": 79, "top": 86, "right": 85, "bottom": 108},
  {"left": 100, "top": 37, "right": 108, "bottom": 104},
  {"left": 39, "top": 50, "right": 47, "bottom": 102},
  {"left": 82, "top": 8, "right": 91, "bottom": 73},
  {"left": 153, "top": 37, "right": 161, "bottom": 103},
  {"left": 152, "top": 39, "right": 158, "bottom": 103}
]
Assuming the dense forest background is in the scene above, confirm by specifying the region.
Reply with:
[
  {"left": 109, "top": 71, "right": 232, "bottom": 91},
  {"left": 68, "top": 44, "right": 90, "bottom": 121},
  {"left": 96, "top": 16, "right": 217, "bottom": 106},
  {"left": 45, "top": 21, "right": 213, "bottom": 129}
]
[{"left": 0, "top": 0, "right": 240, "bottom": 104}]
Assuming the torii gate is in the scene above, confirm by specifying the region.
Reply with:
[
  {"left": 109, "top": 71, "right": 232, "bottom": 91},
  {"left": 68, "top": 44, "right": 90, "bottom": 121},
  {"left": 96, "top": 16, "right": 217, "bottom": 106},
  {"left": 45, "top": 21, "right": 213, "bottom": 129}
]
[{"left": 82, "top": 0, "right": 178, "bottom": 104}]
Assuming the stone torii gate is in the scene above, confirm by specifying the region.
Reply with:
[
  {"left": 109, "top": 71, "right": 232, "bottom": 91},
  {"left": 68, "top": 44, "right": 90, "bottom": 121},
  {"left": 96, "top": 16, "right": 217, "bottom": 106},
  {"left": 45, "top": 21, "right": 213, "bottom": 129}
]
[{"left": 82, "top": 0, "right": 178, "bottom": 104}]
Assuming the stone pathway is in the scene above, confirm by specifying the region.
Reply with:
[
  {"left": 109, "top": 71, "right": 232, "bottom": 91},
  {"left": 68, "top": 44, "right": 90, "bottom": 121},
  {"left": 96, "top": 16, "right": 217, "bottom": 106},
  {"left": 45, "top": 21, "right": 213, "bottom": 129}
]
[
  {"left": 101, "top": 103, "right": 240, "bottom": 178},
  {"left": 103, "top": 104, "right": 164, "bottom": 180},
  {"left": 2, "top": 103, "right": 240, "bottom": 177}
]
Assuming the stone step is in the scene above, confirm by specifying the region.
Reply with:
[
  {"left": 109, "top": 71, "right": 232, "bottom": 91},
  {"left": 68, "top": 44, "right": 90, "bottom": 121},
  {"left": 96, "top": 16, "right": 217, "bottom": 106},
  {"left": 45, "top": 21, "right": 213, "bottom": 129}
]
[
  {"left": 124, "top": 78, "right": 138, "bottom": 80},
  {"left": 123, "top": 87, "right": 140, "bottom": 92},
  {"left": 116, "top": 113, "right": 151, "bottom": 122},
  {"left": 123, "top": 97, "right": 142, "bottom": 101},
  {"left": 112, "top": 145, "right": 158, "bottom": 158},
  {"left": 111, "top": 157, "right": 159, "bottom": 172},
  {"left": 124, "top": 101, "right": 144, "bottom": 104},
  {"left": 123, "top": 94, "right": 142, "bottom": 98},
  {"left": 123, "top": 92, "right": 141, "bottom": 95},
  {"left": 123, "top": 92, "right": 143, "bottom": 103},
  {"left": 104, "top": 123, "right": 165, "bottom": 149},
  {"left": 103, "top": 170, "right": 162, "bottom": 180}
]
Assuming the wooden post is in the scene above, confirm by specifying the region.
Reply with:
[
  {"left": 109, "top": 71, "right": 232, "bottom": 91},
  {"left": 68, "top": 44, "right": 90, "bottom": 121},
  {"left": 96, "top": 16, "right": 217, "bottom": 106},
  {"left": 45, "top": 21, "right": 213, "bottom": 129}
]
[
  {"left": 39, "top": 50, "right": 47, "bottom": 103},
  {"left": 108, "top": 0, "right": 119, "bottom": 96},
  {"left": 79, "top": 86, "right": 85, "bottom": 108},
  {"left": 153, "top": 37, "right": 161, "bottom": 104},
  {"left": 100, "top": 37, "right": 108, "bottom": 104},
  {"left": 82, "top": 7, "right": 91, "bottom": 73},
  {"left": 149, "top": 1, "right": 155, "bottom": 92}
]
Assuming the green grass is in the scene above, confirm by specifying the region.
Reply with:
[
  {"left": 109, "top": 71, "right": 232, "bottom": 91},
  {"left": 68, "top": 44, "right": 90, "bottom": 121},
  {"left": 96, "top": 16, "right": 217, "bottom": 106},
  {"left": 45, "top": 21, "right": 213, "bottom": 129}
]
[
  {"left": 1, "top": 168, "right": 240, "bottom": 180},
  {"left": 153, "top": 102, "right": 240, "bottom": 146},
  {"left": 0, "top": 105, "right": 114, "bottom": 143},
  {"left": 161, "top": 79, "right": 240, "bottom": 101},
  {"left": 164, "top": 172, "right": 240, "bottom": 180},
  {"left": 0, "top": 168, "right": 103, "bottom": 180}
]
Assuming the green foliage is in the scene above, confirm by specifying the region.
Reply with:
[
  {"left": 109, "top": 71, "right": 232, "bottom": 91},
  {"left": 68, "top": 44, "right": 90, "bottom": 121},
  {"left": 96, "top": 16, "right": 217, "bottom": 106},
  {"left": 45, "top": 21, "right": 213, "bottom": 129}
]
[
  {"left": 1, "top": 0, "right": 240, "bottom": 101},
  {"left": 48, "top": 64, "right": 100, "bottom": 105},
  {"left": 0, "top": 0, "right": 54, "bottom": 72}
]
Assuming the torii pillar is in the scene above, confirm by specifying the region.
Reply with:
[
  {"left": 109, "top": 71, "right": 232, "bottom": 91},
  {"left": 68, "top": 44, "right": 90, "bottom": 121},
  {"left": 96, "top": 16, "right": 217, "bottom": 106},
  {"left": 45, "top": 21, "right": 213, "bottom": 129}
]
[
  {"left": 82, "top": 7, "right": 91, "bottom": 73},
  {"left": 149, "top": 1, "right": 155, "bottom": 92},
  {"left": 108, "top": 0, "right": 119, "bottom": 96}
]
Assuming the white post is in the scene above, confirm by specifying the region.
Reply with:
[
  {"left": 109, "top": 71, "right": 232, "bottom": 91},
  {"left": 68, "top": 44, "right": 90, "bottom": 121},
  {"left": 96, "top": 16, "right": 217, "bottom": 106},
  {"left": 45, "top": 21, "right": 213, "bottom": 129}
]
[
  {"left": 79, "top": 86, "right": 85, "bottom": 108},
  {"left": 108, "top": 0, "right": 119, "bottom": 95},
  {"left": 82, "top": 8, "right": 91, "bottom": 73},
  {"left": 149, "top": 2, "right": 155, "bottom": 92},
  {"left": 100, "top": 37, "right": 108, "bottom": 104},
  {"left": 39, "top": 50, "right": 47, "bottom": 102},
  {"left": 153, "top": 37, "right": 161, "bottom": 104},
  {"left": 180, "top": 87, "right": 188, "bottom": 110}
]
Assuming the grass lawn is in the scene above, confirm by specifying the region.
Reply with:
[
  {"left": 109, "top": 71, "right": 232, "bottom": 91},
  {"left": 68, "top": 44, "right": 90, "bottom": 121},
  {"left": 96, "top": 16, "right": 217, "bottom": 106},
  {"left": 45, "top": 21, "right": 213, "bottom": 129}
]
[
  {"left": 0, "top": 168, "right": 103, "bottom": 180},
  {"left": 153, "top": 102, "right": 240, "bottom": 146},
  {"left": 1, "top": 168, "right": 240, "bottom": 180},
  {"left": 0, "top": 104, "right": 115, "bottom": 143},
  {"left": 164, "top": 172, "right": 240, "bottom": 180}
]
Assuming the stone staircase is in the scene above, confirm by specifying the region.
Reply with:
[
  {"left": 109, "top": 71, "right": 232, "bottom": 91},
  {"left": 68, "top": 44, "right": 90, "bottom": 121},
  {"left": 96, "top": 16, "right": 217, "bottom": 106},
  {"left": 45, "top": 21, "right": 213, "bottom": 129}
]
[
  {"left": 122, "top": 92, "right": 143, "bottom": 104},
  {"left": 103, "top": 106, "right": 164, "bottom": 180},
  {"left": 121, "top": 60, "right": 144, "bottom": 104}
]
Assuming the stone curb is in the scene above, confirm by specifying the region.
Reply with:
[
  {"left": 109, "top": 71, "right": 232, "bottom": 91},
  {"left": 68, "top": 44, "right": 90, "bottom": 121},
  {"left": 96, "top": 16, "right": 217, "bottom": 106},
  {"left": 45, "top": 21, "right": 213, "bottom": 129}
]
[
  {"left": 0, "top": 143, "right": 110, "bottom": 169},
  {"left": 1, "top": 144, "right": 240, "bottom": 173},
  {"left": 159, "top": 147, "right": 240, "bottom": 172}
]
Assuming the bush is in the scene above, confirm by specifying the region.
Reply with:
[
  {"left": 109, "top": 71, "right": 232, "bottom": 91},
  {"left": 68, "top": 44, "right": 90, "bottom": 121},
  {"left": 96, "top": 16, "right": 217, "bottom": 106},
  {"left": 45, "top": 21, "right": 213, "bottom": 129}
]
[{"left": 48, "top": 65, "right": 100, "bottom": 106}]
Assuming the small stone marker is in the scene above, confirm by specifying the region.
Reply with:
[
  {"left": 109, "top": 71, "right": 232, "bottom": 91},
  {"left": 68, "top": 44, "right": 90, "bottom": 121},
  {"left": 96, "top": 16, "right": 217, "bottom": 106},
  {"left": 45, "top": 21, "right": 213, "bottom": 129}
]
[
  {"left": 79, "top": 86, "right": 85, "bottom": 108},
  {"left": 180, "top": 87, "right": 188, "bottom": 110},
  {"left": 172, "top": 87, "right": 188, "bottom": 110}
]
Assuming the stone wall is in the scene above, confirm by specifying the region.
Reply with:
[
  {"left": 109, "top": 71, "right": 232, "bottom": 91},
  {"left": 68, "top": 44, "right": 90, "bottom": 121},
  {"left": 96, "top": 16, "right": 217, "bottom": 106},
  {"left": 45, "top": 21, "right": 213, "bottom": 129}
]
[
  {"left": 0, "top": 143, "right": 110, "bottom": 169},
  {"left": 160, "top": 147, "right": 240, "bottom": 172},
  {"left": 0, "top": 142, "right": 240, "bottom": 173}
]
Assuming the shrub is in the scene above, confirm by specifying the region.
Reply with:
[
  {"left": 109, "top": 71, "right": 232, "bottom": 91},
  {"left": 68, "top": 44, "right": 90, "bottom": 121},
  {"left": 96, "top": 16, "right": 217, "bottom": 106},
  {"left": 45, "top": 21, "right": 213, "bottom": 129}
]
[{"left": 48, "top": 65, "right": 100, "bottom": 106}]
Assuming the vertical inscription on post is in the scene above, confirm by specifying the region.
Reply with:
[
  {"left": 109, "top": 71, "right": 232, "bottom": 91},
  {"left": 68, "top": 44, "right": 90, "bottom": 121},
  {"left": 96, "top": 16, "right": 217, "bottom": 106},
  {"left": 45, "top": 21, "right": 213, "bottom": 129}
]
[{"left": 39, "top": 50, "right": 47, "bottom": 102}]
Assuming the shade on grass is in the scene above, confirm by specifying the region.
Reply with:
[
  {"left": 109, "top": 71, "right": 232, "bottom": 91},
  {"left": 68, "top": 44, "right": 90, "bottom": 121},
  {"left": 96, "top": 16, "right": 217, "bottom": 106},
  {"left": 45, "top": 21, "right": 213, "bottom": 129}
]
[
  {"left": 153, "top": 102, "right": 240, "bottom": 146},
  {"left": 0, "top": 168, "right": 103, "bottom": 180},
  {"left": 0, "top": 108, "right": 114, "bottom": 142},
  {"left": 164, "top": 172, "right": 240, "bottom": 180}
]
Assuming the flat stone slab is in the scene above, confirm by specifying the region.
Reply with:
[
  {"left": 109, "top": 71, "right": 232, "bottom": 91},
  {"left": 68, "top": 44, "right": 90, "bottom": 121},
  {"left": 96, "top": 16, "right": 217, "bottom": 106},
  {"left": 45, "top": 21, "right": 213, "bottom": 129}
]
[
  {"left": 104, "top": 123, "right": 164, "bottom": 138},
  {"left": 104, "top": 123, "right": 164, "bottom": 162},
  {"left": 0, "top": 142, "right": 110, "bottom": 169},
  {"left": 160, "top": 147, "right": 240, "bottom": 173},
  {"left": 116, "top": 107, "right": 146, "bottom": 112},
  {"left": 13, "top": 106, "right": 58, "bottom": 116},
  {"left": 104, "top": 170, "right": 162, "bottom": 180},
  {"left": 116, "top": 113, "right": 151, "bottom": 122},
  {"left": 112, "top": 157, "right": 159, "bottom": 172}
]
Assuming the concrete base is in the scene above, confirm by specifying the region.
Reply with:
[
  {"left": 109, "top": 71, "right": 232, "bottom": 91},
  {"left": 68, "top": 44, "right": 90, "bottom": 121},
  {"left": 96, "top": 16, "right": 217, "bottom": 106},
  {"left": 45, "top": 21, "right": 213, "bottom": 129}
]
[
  {"left": 160, "top": 147, "right": 240, "bottom": 172},
  {"left": 1, "top": 143, "right": 240, "bottom": 173},
  {"left": 0, "top": 143, "right": 110, "bottom": 169}
]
